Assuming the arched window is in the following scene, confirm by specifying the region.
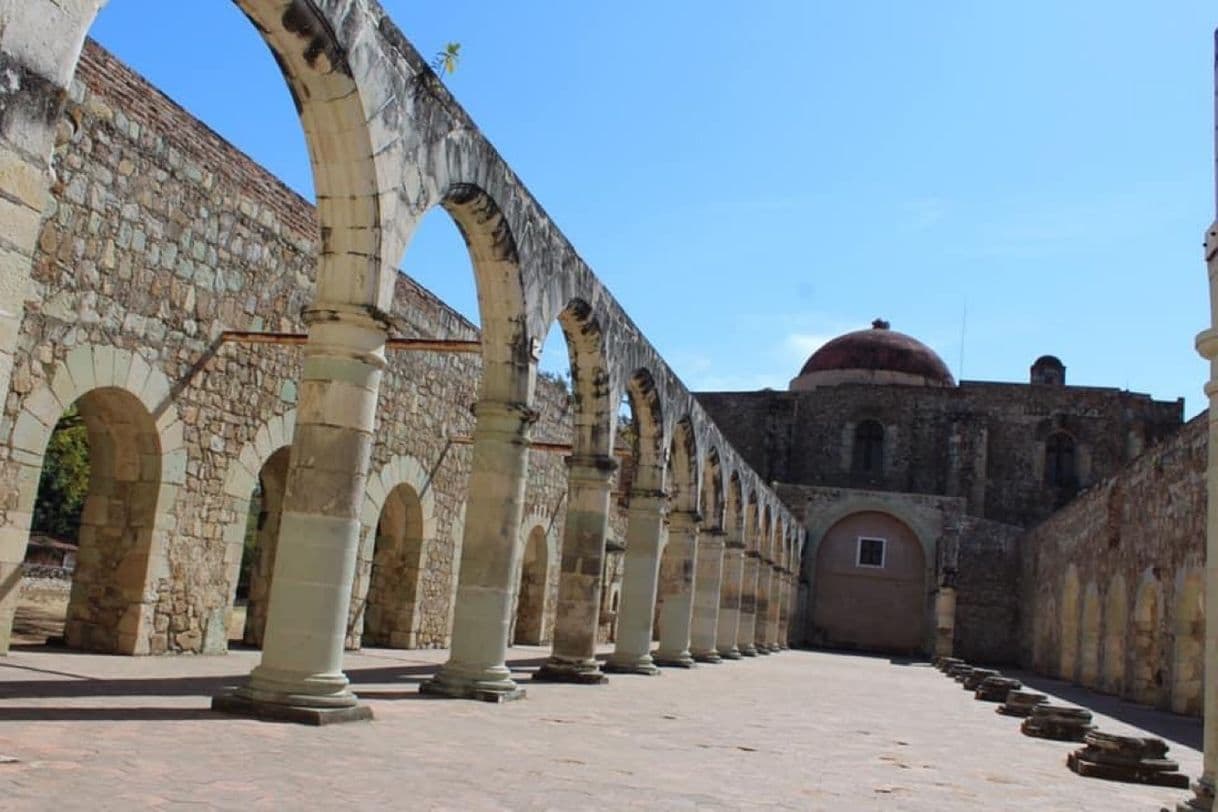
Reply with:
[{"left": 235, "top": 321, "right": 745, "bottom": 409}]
[
  {"left": 1045, "top": 432, "right": 1077, "bottom": 488},
  {"left": 853, "top": 420, "right": 885, "bottom": 475}
]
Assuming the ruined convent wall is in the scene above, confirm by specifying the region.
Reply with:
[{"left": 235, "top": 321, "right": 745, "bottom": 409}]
[
  {"left": 698, "top": 382, "right": 1183, "bottom": 527},
  {"left": 0, "top": 41, "right": 588, "bottom": 654},
  {"left": 1020, "top": 413, "right": 1206, "bottom": 715},
  {"left": 954, "top": 516, "right": 1022, "bottom": 665}
]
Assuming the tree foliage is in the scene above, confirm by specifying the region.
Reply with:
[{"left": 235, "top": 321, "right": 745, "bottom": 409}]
[
  {"left": 431, "top": 42, "right": 461, "bottom": 77},
  {"left": 31, "top": 409, "right": 89, "bottom": 541}
]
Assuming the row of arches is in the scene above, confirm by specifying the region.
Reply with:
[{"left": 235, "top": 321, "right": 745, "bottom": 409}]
[
  {"left": 1044, "top": 565, "right": 1203, "bottom": 715},
  {"left": 0, "top": 0, "right": 803, "bottom": 715}
]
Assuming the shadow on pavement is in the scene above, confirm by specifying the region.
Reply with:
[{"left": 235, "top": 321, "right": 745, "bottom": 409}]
[
  {"left": 0, "top": 651, "right": 553, "bottom": 721},
  {"left": 1002, "top": 670, "right": 1202, "bottom": 752}
]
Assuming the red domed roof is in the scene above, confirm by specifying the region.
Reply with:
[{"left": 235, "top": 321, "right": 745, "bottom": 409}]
[{"left": 798, "top": 319, "right": 955, "bottom": 386}]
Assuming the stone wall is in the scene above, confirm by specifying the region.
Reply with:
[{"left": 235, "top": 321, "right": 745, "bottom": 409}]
[
  {"left": 954, "top": 517, "right": 1022, "bottom": 665},
  {"left": 0, "top": 41, "right": 587, "bottom": 654},
  {"left": 1020, "top": 412, "right": 1206, "bottom": 714},
  {"left": 698, "top": 381, "right": 1183, "bottom": 528}
]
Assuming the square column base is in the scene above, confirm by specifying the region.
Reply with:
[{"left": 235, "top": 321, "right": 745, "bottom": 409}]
[
  {"left": 532, "top": 663, "right": 609, "bottom": 685},
  {"left": 1172, "top": 777, "right": 1215, "bottom": 811},
  {"left": 211, "top": 692, "right": 373, "bottom": 725},
  {"left": 692, "top": 652, "right": 723, "bottom": 664},
  {"left": 604, "top": 659, "right": 662, "bottom": 676},
  {"left": 739, "top": 645, "right": 759, "bottom": 657},
  {"left": 719, "top": 649, "right": 744, "bottom": 660},
  {"left": 419, "top": 677, "right": 526, "bottom": 703},
  {"left": 654, "top": 653, "right": 696, "bottom": 668}
]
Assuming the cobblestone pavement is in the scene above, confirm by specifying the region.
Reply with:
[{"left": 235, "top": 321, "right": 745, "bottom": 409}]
[{"left": 0, "top": 645, "right": 1202, "bottom": 810}]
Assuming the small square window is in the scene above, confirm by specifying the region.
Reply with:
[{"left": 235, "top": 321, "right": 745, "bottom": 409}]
[{"left": 857, "top": 537, "right": 886, "bottom": 568}]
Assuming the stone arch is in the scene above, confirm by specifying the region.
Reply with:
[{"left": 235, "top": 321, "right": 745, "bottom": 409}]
[
  {"left": 426, "top": 179, "right": 530, "bottom": 404},
  {"left": 1059, "top": 565, "right": 1081, "bottom": 682},
  {"left": 701, "top": 447, "right": 724, "bottom": 531},
  {"left": 1171, "top": 567, "right": 1204, "bottom": 715},
  {"left": 217, "top": 410, "right": 297, "bottom": 651},
  {"left": 1079, "top": 581, "right": 1101, "bottom": 688},
  {"left": 666, "top": 417, "right": 699, "bottom": 515},
  {"left": 760, "top": 503, "right": 774, "bottom": 561},
  {"left": 808, "top": 509, "right": 928, "bottom": 655},
  {"left": 744, "top": 489, "right": 760, "bottom": 553},
  {"left": 33, "top": 1, "right": 402, "bottom": 316},
  {"left": 622, "top": 368, "right": 666, "bottom": 492},
  {"left": 349, "top": 455, "right": 438, "bottom": 650},
  {"left": 1102, "top": 574, "right": 1128, "bottom": 694},
  {"left": 0, "top": 345, "right": 185, "bottom": 655},
  {"left": 800, "top": 498, "right": 939, "bottom": 597},
  {"left": 512, "top": 522, "right": 552, "bottom": 645},
  {"left": 547, "top": 298, "right": 612, "bottom": 458},
  {"left": 1131, "top": 570, "right": 1164, "bottom": 706}
]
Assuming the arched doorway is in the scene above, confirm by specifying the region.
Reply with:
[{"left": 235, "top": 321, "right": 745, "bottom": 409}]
[
  {"left": 362, "top": 483, "right": 427, "bottom": 649},
  {"left": 810, "top": 511, "right": 927, "bottom": 655},
  {"left": 513, "top": 526, "right": 549, "bottom": 645},
  {"left": 22, "top": 388, "right": 164, "bottom": 654},
  {"left": 235, "top": 447, "right": 290, "bottom": 648}
]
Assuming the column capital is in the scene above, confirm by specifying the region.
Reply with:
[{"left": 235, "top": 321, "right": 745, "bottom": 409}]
[
  {"left": 700, "top": 529, "right": 727, "bottom": 548},
  {"left": 471, "top": 400, "right": 540, "bottom": 443},
  {"left": 724, "top": 537, "right": 747, "bottom": 550},
  {"left": 627, "top": 488, "right": 668, "bottom": 514},
  {"left": 565, "top": 453, "right": 619, "bottom": 481},
  {"left": 668, "top": 510, "right": 702, "bottom": 530},
  {"left": 1198, "top": 329, "right": 1218, "bottom": 364},
  {"left": 300, "top": 303, "right": 391, "bottom": 370},
  {"left": 744, "top": 549, "right": 762, "bottom": 559}
]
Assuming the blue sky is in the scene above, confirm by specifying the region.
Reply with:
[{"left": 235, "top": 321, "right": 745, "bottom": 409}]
[{"left": 92, "top": 2, "right": 1215, "bottom": 413}]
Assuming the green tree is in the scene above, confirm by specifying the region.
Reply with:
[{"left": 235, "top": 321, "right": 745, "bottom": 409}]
[
  {"left": 431, "top": 42, "right": 461, "bottom": 77},
  {"left": 31, "top": 408, "right": 89, "bottom": 541}
]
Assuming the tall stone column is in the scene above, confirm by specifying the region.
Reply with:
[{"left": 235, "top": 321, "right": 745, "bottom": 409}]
[
  {"left": 716, "top": 538, "right": 745, "bottom": 659},
  {"left": 605, "top": 490, "right": 667, "bottom": 675},
  {"left": 765, "top": 563, "right": 783, "bottom": 652},
  {"left": 534, "top": 454, "right": 617, "bottom": 684},
  {"left": 774, "top": 571, "right": 784, "bottom": 647},
  {"left": 934, "top": 569, "right": 958, "bottom": 659},
  {"left": 754, "top": 560, "right": 773, "bottom": 655},
  {"left": 1180, "top": 222, "right": 1218, "bottom": 811},
  {"left": 422, "top": 399, "right": 537, "bottom": 702},
  {"left": 737, "top": 552, "right": 761, "bottom": 656},
  {"left": 213, "top": 308, "right": 388, "bottom": 723},
  {"left": 689, "top": 529, "right": 726, "bottom": 662},
  {"left": 654, "top": 511, "right": 700, "bottom": 667},
  {"left": 775, "top": 569, "right": 790, "bottom": 649}
]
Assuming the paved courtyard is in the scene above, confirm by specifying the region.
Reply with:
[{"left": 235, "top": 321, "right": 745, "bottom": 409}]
[{"left": 0, "top": 644, "right": 1202, "bottom": 810}]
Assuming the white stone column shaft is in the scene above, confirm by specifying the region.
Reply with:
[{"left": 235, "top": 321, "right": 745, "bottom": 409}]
[
  {"left": 754, "top": 562, "right": 773, "bottom": 655},
  {"left": 1182, "top": 223, "right": 1218, "bottom": 811},
  {"left": 605, "top": 492, "right": 667, "bottom": 675},
  {"left": 227, "top": 309, "right": 388, "bottom": 720},
  {"left": 422, "top": 399, "right": 536, "bottom": 702},
  {"left": 716, "top": 543, "right": 745, "bottom": 659},
  {"left": 737, "top": 553, "right": 761, "bottom": 656},
  {"left": 654, "top": 511, "right": 699, "bottom": 667},
  {"left": 768, "top": 564, "right": 784, "bottom": 651},
  {"left": 775, "top": 569, "right": 790, "bottom": 649},
  {"left": 534, "top": 454, "right": 617, "bottom": 684},
  {"left": 689, "top": 529, "right": 726, "bottom": 662}
]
